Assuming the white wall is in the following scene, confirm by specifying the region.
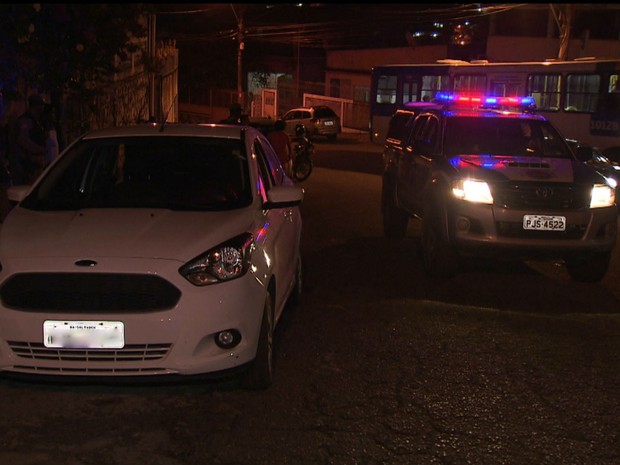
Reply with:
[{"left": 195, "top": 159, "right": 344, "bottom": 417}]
[
  {"left": 326, "top": 45, "right": 449, "bottom": 72},
  {"left": 486, "top": 36, "right": 620, "bottom": 62}
]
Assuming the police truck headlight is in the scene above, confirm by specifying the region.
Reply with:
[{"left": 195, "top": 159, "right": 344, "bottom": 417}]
[
  {"left": 452, "top": 179, "right": 493, "bottom": 204},
  {"left": 590, "top": 183, "right": 616, "bottom": 208}
]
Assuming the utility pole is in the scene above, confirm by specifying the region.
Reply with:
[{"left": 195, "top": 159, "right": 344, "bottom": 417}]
[
  {"left": 233, "top": 6, "right": 245, "bottom": 109},
  {"left": 148, "top": 13, "right": 157, "bottom": 120},
  {"left": 551, "top": 3, "right": 575, "bottom": 60},
  {"left": 296, "top": 38, "right": 300, "bottom": 107}
]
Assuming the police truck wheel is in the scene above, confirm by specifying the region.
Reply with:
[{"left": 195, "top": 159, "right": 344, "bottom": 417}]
[
  {"left": 382, "top": 174, "right": 409, "bottom": 240},
  {"left": 421, "top": 205, "right": 458, "bottom": 278}
]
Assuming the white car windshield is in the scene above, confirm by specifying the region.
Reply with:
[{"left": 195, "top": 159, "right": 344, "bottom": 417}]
[{"left": 21, "top": 136, "right": 252, "bottom": 211}]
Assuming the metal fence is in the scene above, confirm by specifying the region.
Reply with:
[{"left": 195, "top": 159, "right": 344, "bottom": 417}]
[
  {"left": 179, "top": 82, "right": 370, "bottom": 132},
  {"left": 302, "top": 94, "right": 369, "bottom": 132}
]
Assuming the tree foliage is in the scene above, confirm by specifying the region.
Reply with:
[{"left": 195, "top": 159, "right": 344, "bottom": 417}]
[{"left": 0, "top": 3, "right": 150, "bottom": 98}]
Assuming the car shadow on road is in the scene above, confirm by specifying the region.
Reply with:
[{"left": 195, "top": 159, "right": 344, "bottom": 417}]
[
  {"left": 312, "top": 150, "right": 383, "bottom": 176},
  {"left": 301, "top": 235, "right": 620, "bottom": 315}
]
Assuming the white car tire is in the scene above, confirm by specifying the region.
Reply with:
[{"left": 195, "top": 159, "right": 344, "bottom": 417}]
[{"left": 243, "top": 292, "right": 274, "bottom": 390}]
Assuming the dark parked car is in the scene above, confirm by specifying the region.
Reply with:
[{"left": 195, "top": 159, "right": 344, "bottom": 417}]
[{"left": 566, "top": 138, "right": 620, "bottom": 195}]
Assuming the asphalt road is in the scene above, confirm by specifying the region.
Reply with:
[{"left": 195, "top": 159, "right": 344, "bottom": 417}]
[{"left": 1, "top": 134, "right": 619, "bottom": 465}]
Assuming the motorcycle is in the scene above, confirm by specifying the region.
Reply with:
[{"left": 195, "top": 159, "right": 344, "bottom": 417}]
[{"left": 292, "top": 126, "right": 314, "bottom": 182}]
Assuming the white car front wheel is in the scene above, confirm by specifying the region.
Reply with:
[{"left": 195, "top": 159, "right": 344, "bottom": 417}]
[{"left": 243, "top": 292, "right": 274, "bottom": 390}]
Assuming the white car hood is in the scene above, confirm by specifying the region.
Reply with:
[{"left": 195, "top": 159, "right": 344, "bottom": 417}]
[{"left": 0, "top": 207, "right": 255, "bottom": 262}]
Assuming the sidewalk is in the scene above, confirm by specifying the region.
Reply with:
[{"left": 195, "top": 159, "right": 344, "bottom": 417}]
[{"left": 316, "top": 129, "right": 382, "bottom": 154}]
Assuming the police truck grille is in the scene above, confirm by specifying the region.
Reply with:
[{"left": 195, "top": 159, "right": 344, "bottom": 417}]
[{"left": 492, "top": 182, "right": 590, "bottom": 210}]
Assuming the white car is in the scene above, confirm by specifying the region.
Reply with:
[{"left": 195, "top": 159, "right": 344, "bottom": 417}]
[
  {"left": 281, "top": 105, "right": 341, "bottom": 140},
  {"left": 0, "top": 123, "right": 304, "bottom": 389}
]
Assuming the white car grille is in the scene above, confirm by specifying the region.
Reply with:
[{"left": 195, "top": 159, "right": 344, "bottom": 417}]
[
  {"left": 8, "top": 341, "right": 171, "bottom": 364},
  {"left": 1, "top": 273, "right": 181, "bottom": 312}
]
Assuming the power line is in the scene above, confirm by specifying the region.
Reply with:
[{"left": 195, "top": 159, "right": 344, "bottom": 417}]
[{"left": 158, "top": 3, "right": 525, "bottom": 48}]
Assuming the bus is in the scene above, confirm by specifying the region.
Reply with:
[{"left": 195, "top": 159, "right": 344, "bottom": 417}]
[{"left": 369, "top": 58, "right": 620, "bottom": 158}]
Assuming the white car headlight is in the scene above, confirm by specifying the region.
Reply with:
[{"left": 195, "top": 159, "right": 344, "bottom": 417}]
[
  {"left": 180, "top": 233, "right": 253, "bottom": 286},
  {"left": 590, "top": 183, "right": 616, "bottom": 208},
  {"left": 452, "top": 179, "right": 493, "bottom": 204}
]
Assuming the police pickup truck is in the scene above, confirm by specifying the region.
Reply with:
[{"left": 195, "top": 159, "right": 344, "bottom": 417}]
[{"left": 381, "top": 94, "right": 617, "bottom": 281}]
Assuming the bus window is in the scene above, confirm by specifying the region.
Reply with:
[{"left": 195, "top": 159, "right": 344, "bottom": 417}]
[
  {"left": 489, "top": 79, "right": 523, "bottom": 97},
  {"left": 603, "top": 74, "right": 620, "bottom": 112},
  {"left": 528, "top": 74, "right": 561, "bottom": 111},
  {"left": 453, "top": 74, "right": 487, "bottom": 94},
  {"left": 376, "top": 75, "right": 397, "bottom": 104},
  {"left": 421, "top": 75, "right": 448, "bottom": 101},
  {"left": 609, "top": 74, "right": 619, "bottom": 93},
  {"left": 402, "top": 80, "right": 419, "bottom": 104},
  {"left": 565, "top": 74, "right": 600, "bottom": 112}
]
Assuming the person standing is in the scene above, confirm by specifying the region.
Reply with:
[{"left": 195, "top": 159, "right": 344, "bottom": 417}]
[
  {"left": 0, "top": 92, "right": 11, "bottom": 220},
  {"left": 219, "top": 103, "right": 249, "bottom": 125},
  {"left": 10, "top": 94, "right": 46, "bottom": 185},
  {"left": 41, "top": 105, "right": 59, "bottom": 166},
  {"left": 267, "top": 119, "right": 293, "bottom": 176}
]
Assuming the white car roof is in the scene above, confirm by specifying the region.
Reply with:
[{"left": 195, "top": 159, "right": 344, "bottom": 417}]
[{"left": 80, "top": 123, "right": 261, "bottom": 140}]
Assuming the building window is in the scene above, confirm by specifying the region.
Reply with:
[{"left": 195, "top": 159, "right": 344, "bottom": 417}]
[
  {"left": 330, "top": 78, "right": 340, "bottom": 98},
  {"left": 528, "top": 74, "right": 561, "bottom": 111},
  {"left": 340, "top": 79, "right": 352, "bottom": 100},
  {"left": 354, "top": 85, "right": 369, "bottom": 103}
]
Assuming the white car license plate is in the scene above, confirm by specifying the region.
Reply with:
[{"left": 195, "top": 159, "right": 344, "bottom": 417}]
[
  {"left": 522, "top": 214, "right": 566, "bottom": 231},
  {"left": 43, "top": 320, "right": 125, "bottom": 349},
  {"left": 324, "top": 121, "right": 334, "bottom": 126}
]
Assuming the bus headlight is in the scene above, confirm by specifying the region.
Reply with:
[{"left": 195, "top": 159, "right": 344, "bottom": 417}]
[
  {"left": 452, "top": 179, "right": 493, "bottom": 204},
  {"left": 590, "top": 183, "right": 616, "bottom": 208}
]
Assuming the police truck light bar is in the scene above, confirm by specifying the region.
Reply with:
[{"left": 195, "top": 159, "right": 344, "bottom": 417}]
[{"left": 435, "top": 93, "right": 536, "bottom": 109}]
